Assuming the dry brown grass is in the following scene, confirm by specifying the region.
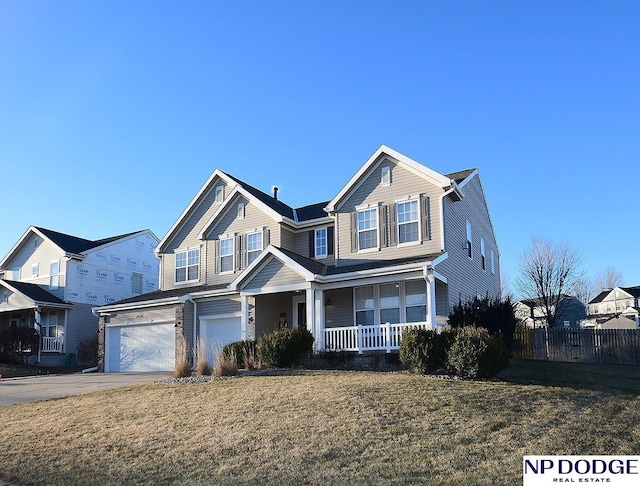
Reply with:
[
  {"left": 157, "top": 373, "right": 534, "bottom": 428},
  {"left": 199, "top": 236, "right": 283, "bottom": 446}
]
[{"left": 1, "top": 361, "right": 639, "bottom": 485}]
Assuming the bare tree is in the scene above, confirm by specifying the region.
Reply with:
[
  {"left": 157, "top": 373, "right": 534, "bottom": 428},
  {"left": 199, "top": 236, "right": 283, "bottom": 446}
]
[
  {"left": 593, "top": 266, "right": 624, "bottom": 292},
  {"left": 517, "top": 237, "right": 584, "bottom": 327}
]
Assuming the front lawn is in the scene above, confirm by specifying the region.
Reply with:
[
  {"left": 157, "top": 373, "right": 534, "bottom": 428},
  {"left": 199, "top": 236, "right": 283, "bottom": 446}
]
[{"left": 1, "top": 360, "right": 639, "bottom": 485}]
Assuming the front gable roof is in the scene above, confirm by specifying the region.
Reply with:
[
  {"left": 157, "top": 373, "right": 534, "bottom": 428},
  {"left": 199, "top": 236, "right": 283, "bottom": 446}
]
[
  {"left": 1, "top": 226, "right": 151, "bottom": 268},
  {"left": 324, "top": 145, "right": 456, "bottom": 213},
  {"left": 0, "top": 279, "right": 70, "bottom": 307}
]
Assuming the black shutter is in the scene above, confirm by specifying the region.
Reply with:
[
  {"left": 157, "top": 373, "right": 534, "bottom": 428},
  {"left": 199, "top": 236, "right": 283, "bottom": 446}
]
[
  {"left": 379, "top": 206, "right": 388, "bottom": 247},
  {"left": 327, "top": 226, "right": 334, "bottom": 255},
  {"left": 308, "top": 230, "right": 315, "bottom": 258},
  {"left": 350, "top": 211, "right": 358, "bottom": 252},
  {"left": 388, "top": 203, "right": 397, "bottom": 246},
  {"left": 421, "top": 195, "right": 431, "bottom": 241},
  {"left": 213, "top": 239, "right": 220, "bottom": 274},
  {"left": 235, "top": 235, "right": 242, "bottom": 271}
]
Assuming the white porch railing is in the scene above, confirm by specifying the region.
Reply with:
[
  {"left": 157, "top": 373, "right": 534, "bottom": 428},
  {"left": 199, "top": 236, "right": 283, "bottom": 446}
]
[
  {"left": 323, "top": 322, "right": 431, "bottom": 354},
  {"left": 42, "top": 337, "right": 64, "bottom": 353}
]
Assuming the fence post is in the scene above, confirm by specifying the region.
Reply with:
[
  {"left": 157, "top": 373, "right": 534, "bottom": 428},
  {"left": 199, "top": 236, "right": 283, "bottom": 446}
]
[{"left": 357, "top": 325, "right": 363, "bottom": 354}]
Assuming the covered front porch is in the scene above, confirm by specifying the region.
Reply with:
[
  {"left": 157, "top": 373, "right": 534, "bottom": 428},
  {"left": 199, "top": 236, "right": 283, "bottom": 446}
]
[{"left": 232, "top": 249, "right": 449, "bottom": 354}]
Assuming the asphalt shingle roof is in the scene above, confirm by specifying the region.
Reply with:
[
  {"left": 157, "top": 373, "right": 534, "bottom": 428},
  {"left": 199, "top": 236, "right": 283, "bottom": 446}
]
[
  {"left": 104, "top": 283, "right": 230, "bottom": 306},
  {"left": 2, "top": 279, "right": 67, "bottom": 305},
  {"left": 35, "top": 227, "right": 140, "bottom": 254},
  {"left": 445, "top": 169, "right": 476, "bottom": 184}
]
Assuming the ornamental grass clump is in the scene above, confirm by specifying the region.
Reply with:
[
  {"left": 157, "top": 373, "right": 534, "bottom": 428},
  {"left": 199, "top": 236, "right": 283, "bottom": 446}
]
[
  {"left": 195, "top": 339, "right": 212, "bottom": 376},
  {"left": 213, "top": 348, "right": 238, "bottom": 377},
  {"left": 174, "top": 336, "right": 192, "bottom": 378}
]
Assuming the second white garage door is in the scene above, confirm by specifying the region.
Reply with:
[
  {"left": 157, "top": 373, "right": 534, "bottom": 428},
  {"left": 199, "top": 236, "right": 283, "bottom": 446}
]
[
  {"left": 106, "top": 322, "right": 175, "bottom": 372},
  {"left": 199, "top": 315, "right": 242, "bottom": 359}
]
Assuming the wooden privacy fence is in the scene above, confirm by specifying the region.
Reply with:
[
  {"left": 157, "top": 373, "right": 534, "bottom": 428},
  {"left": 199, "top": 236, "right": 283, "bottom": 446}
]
[{"left": 513, "top": 328, "right": 640, "bottom": 365}]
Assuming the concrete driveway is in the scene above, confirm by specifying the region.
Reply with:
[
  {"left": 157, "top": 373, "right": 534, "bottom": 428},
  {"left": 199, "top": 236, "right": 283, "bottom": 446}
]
[{"left": 0, "top": 372, "right": 172, "bottom": 406}]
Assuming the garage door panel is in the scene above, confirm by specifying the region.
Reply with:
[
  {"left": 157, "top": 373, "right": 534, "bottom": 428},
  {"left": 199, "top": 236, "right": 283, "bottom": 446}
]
[
  {"left": 200, "top": 317, "right": 241, "bottom": 360},
  {"left": 107, "top": 323, "right": 175, "bottom": 372}
]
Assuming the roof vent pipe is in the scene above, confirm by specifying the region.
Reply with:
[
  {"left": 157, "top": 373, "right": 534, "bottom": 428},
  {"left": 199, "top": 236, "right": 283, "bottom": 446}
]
[{"left": 272, "top": 185, "right": 279, "bottom": 200}]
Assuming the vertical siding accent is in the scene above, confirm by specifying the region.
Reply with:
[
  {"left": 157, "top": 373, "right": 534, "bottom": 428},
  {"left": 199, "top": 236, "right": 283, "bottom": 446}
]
[{"left": 308, "top": 230, "right": 315, "bottom": 258}]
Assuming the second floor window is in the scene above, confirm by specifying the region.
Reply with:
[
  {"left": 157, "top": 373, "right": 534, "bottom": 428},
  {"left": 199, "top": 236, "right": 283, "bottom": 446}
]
[
  {"left": 466, "top": 220, "right": 472, "bottom": 258},
  {"left": 481, "top": 238, "right": 486, "bottom": 270},
  {"left": 397, "top": 200, "right": 419, "bottom": 244},
  {"left": 315, "top": 228, "right": 327, "bottom": 259},
  {"left": 175, "top": 248, "right": 200, "bottom": 283},
  {"left": 219, "top": 237, "right": 234, "bottom": 273},
  {"left": 49, "top": 261, "right": 59, "bottom": 289},
  {"left": 357, "top": 208, "right": 378, "bottom": 251},
  {"left": 132, "top": 273, "right": 143, "bottom": 294},
  {"left": 247, "top": 231, "right": 263, "bottom": 266}
]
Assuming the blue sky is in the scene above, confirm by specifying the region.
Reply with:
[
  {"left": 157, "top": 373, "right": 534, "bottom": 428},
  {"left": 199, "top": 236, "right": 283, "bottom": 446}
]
[{"left": 1, "top": 1, "right": 639, "bottom": 297}]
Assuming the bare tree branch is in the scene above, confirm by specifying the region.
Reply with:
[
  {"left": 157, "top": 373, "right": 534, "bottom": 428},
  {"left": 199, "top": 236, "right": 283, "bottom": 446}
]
[{"left": 516, "top": 237, "right": 584, "bottom": 327}]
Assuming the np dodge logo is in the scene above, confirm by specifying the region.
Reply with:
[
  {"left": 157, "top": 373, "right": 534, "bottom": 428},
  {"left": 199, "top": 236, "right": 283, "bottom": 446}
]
[{"left": 524, "top": 456, "right": 640, "bottom": 485}]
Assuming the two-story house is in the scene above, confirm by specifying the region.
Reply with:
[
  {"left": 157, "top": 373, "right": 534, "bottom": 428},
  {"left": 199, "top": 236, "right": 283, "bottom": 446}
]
[
  {"left": 584, "top": 286, "right": 640, "bottom": 328},
  {"left": 0, "top": 226, "right": 159, "bottom": 366},
  {"left": 95, "top": 145, "right": 501, "bottom": 372},
  {"left": 515, "top": 296, "right": 586, "bottom": 328}
]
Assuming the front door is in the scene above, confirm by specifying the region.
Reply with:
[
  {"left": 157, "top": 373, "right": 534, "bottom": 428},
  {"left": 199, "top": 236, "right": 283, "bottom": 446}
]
[{"left": 292, "top": 296, "right": 307, "bottom": 329}]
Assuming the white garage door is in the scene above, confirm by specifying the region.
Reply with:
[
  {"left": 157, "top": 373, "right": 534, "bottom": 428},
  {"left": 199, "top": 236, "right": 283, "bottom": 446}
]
[
  {"left": 107, "top": 322, "right": 175, "bottom": 372},
  {"left": 199, "top": 316, "right": 242, "bottom": 359}
]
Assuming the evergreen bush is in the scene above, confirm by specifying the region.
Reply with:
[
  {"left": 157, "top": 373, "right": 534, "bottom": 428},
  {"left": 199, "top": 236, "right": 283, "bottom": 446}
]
[{"left": 256, "top": 327, "right": 314, "bottom": 368}]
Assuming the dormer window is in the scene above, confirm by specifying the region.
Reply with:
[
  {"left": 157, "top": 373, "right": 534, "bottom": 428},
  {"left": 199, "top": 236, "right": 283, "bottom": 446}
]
[{"left": 381, "top": 166, "right": 391, "bottom": 186}]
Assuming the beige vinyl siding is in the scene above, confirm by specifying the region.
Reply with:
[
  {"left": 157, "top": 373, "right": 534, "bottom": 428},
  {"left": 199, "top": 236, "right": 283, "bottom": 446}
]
[
  {"left": 196, "top": 297, "right": 242, "bottom": 317},
  {"left": 280, "top": 227, "right": 296, "bottom": 252},
  {"left": 204, "top": 194, "right": 281, "bottom": 285},
  {"left": 4, "top": 235, "right": 67, "bottom": 299},
  {"left": 335, "top": 158, "right": 444, "bottom": 266},
  {"left": 436, "top": 174, "right": 500, "bottom": 314},
  {"left": 293, "top": 226, "right": 336, "bottom": 266},
  {"left": 254, "top": 293, "right": 289, "bottom": 337},
  {"left": 161, "top": 177, "right": 228, "bottom": 290},
  {"left": 324, "top": 287, "right": 353, "bottom": 328},
  {"left": 242, "top": 258, "right": 305, "bottom": 291},
  {"left": 63, "top": 304, "right": 99, "bottom": 356}
]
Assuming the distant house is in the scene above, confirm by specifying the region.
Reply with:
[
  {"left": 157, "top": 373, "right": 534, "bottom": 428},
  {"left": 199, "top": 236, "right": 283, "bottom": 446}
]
[
  {"left": 95, "top": 144, "right": 501, "bottom": 372},
  {"left": 0, "top": 226, "right": 159, "bottom": 366},
  {"left": 586, "top": 286, "right": 640, "bottom": 324},
  {"left": 515, "top": 295, "right": 586, "bottom": 328}
]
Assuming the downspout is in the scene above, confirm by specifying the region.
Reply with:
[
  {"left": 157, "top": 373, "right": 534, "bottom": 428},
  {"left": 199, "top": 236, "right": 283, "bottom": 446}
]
[
  {"left": 423, "top": 264, "right": 437, "bottom": 332},
  {"left": 181, "top": 294, "right": 197, "bottom": 368}
]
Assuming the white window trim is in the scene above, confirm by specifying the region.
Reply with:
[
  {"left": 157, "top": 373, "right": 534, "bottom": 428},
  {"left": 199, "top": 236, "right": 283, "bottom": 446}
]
[
  {"left": 218, "top": 236, "right": 235, "bottom": 275},
  {"left": 490, "top": 249, "right": 495, "bottom": 275},
  {"left": 237, "top": 202, "right": 245, "bottom": 220},
  {"left": 395, "top": 197, "right": 421, "bottom": 248},
  {"left": 381, "top": 166, "right": 391, "bottom": 186},
  {"left": 356, "top": 206, "right": 380, "bottom": 253},
  {"left": 466, "top": 220, "right": 472, "bottom": 259},
  {"left": 31, "top": 263, "right": 39, "bottom": 277},
  {"left": 214, "top": 185, "right": 224, "bottom": 204},
  {"left": 315, "top": 227, "right": 328, "bottom": 260},
  {"left": 480, "top": 237, "right": 486, "bottom": 271},
  {"left": 49, "top": 260, "right": 60, "bottom": 290},
  {"left": 174, "top": 247, "right": 200, "bottom": 284},
  {"left": 246, "top": 230, "right": 263, "bottom": 265},
  {"left": 353, "top": 280, "right": 428, "bottom": 327}
]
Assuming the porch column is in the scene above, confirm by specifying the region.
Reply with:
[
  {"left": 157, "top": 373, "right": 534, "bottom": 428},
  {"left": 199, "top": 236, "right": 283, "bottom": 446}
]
[
  {"left": 424, "top": 266, "right": 436, "bottom": 330},
  {"left": 306, "top": 287, "right": 324, "bottom": 352},
  {"left": 240, "top": 294, "right": 249, "bottom": 340}
]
